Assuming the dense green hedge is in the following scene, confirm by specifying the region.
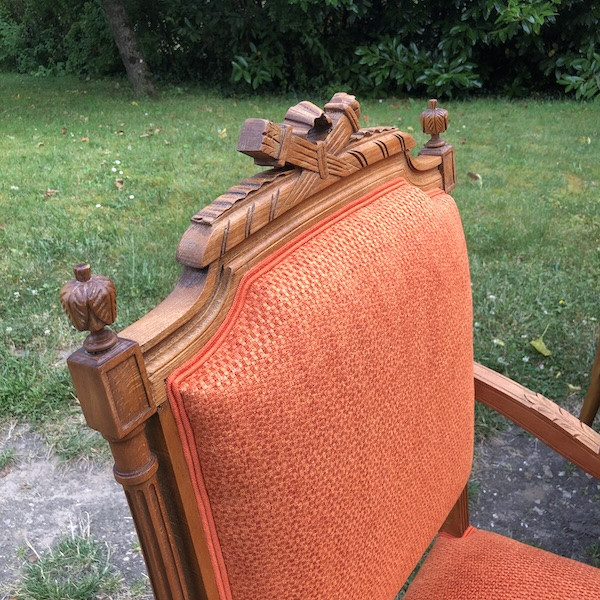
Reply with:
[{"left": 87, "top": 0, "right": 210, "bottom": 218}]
[{"left": 1, "top": 0, "right": 598, "bottom": 98}]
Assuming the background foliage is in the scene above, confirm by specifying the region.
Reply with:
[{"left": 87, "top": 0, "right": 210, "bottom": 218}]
[{"left": 0, "top": 0, "right": 599, "bottom": 98}]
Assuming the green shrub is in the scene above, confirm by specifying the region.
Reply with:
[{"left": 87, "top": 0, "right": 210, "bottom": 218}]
[
  {"left": 356, "top": 38, "right": 482, "bottom": 98},
  {"left": 545, "top": 43, "right": 600, "bottom": 100},
  {"left": 0, "top": 11, "right": 24, "bottom": 69},
  {"left": 0, "top": 0, "right": 598, "bottom": 98}
]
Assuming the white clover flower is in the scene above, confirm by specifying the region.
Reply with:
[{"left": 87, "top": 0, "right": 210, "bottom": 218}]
[
  {"left": 119, "top": 170, "right": 123, "bottom": 175},
  {"left": 13, "top": 291, "right": 20, "bottom": 299},
  {"left": 114, "top": 159, "right": 121, "bottom": 165},
  {"left": 522, "top": 356, "right": 530, "bottom": 363},
  {"left": 44, "top": 329, "right": 50, "bottom": 336},
  {"left": 111, "top": 167, "right": 117, "bottom": 172},
  {"left": 6, "top": 326, "right": 13, "bottom": 333},
  {"left": 31, "top": 289, "right": 38, "bottom": 296},
  {"left": 96, "top": 203, "right": 102, "bottom": 208},
  {"left": 128, "top": 194, "right": 135, "bottom": 200},
  {"left": 10, "top": 185, "right": 19, "bottom": 190},
  {"left": 487, "top": 294, "right": 497, "bottom": 301}
]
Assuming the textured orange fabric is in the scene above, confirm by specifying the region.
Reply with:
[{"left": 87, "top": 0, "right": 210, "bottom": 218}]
[
  {"left": 168, "top": 178, "right": 474, "bottom": 600},
  {"left": 404, "top": 526, "right": 600, "bottom": 599}
]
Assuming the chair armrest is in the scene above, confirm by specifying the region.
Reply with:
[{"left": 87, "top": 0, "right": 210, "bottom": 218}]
[{"left": 474, "top": 362, "right": 600, "bottom": 479}]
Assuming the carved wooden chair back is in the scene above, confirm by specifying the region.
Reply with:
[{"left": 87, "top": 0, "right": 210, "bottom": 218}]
[{"left": 60, "top": 94, "right": 600, "bottom": 600}]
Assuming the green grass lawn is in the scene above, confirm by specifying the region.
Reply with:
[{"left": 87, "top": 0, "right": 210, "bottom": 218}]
[{"left": 0, "top": 74, "right": 598, "bottom": 448}]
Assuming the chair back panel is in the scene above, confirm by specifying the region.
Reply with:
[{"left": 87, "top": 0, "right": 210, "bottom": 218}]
[{"left": 168, "top": 178, "right": 474, "bottom": 600}]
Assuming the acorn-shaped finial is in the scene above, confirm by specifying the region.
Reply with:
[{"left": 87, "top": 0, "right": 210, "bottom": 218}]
[
  {"left": 60, "top": 263, "right": 118, "bottom": 353},
  {"left": 420, "top": 99, "right": 449, "bottom": 148}
]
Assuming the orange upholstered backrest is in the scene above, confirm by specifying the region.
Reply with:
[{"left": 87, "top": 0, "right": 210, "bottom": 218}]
[{"left": 168, "top": 178, "right": 474, "bottom": 600}]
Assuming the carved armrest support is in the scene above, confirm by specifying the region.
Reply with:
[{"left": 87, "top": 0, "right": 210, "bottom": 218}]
[{"left": 474, "top": 362, "right": 600, "bottom": 479}]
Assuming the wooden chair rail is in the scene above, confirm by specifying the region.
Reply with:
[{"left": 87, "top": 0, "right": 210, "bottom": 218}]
[{"left": 474, "top": 362, "right": 600, "bottom": 479}]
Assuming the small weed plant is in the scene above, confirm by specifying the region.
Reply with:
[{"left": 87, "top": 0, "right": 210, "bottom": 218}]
[
  {"left": 15, "top": 519, "right": 121, "bottom": 600},
  {"left": 0, "top": 447, "right": 16, "bottom": 470}
]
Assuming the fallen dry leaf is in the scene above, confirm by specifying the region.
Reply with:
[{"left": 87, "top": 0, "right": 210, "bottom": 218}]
[
  {"left": 61, "top": 127, "right": 67, "bottom": 135},
  {"left": 115, "top": 178, "right": 124, "bottom": 190},
  {"left": 530, "top": 323, "right": 551, "bottom": 357},
  {"left": 81, "top": 136, "right": 90, "bottom": 143},
  {"left": 43, "top": 189, "right": 59, "bottom": 198},
  {"left": 530, "top": 337, "right": 551, "bottom": 356},
  {"left": 467, "top": 172, "right": 483, "bottom": 188}
]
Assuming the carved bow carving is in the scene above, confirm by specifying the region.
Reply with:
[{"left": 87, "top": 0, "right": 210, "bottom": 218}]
[{"left": 237, "top": 92, "right": 361, "bottom": 178}]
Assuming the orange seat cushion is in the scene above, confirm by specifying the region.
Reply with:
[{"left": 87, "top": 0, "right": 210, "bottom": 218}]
[
  {"left": 168, "top": 179, "right": 474, "bottom": 600},
  {"left": 404, "top": 527, "right": 600, "bottom": 599}
]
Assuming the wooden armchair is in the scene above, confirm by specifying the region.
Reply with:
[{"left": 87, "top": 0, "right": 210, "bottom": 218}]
[{"left": 60, "top": 94, "right": 600, "bottom": 600}]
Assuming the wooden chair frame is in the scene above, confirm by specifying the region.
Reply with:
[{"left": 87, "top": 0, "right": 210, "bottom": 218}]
[{"left": 60, "top": 94, "right": 600, "bottom": 600}]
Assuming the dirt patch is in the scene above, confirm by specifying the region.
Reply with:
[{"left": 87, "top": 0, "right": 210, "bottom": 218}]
[
  {"left": 0, "top": 424, "right": 150, "bottom": 596},
  {"left": 471, "top": 423, "right": 600, "bottom": 564}
]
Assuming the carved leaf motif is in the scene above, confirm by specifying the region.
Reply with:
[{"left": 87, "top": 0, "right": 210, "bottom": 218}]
[
  {"left": 60, "top": 281, "right": 89, "bottom": 331},
  {"left": 88, "top": 276, "right": 117, "bottom": 328}
]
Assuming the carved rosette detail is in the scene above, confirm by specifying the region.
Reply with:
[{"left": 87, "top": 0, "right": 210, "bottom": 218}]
[
  {"left": 420, "top": 99, "right": 449, "bottom": 148},
  {"left": 60, "top": 263, "right": 118, "bottom": 353}
]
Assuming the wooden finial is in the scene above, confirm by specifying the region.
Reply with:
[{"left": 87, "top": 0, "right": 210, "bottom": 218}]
[
  {"left": 60, "top": 263, "right": 118, "bottom": 353},
  {"left": 420, "top": 99, "right": 449, "bottom": 148}
]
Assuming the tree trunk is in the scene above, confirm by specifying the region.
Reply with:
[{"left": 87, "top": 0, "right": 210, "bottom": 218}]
[{"left": 103, "top": 0, "right": 156, "bottom": 98}]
